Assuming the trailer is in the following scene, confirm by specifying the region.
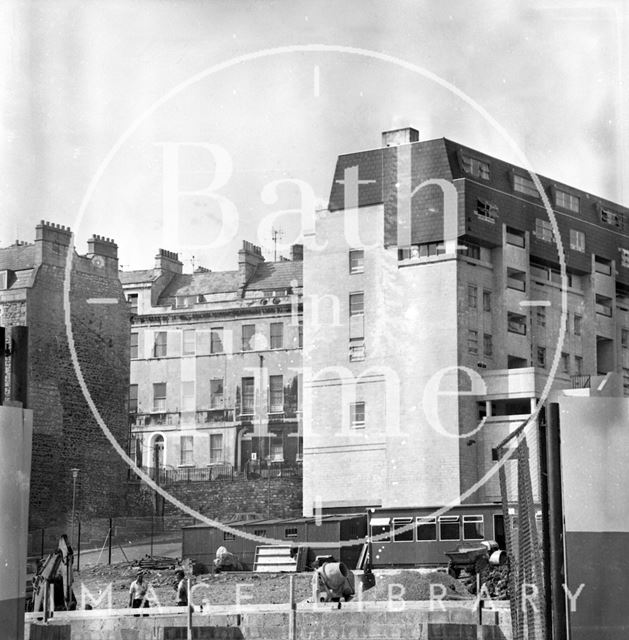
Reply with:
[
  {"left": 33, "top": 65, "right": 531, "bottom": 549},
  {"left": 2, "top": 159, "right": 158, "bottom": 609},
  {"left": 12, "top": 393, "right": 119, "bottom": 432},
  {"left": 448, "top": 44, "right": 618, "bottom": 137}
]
[
  {"left": 367, "top": 504, "right": 506, "bottom": 568},
  {"left": 182, "top": 514, "right": 367, "bottom": 572}
]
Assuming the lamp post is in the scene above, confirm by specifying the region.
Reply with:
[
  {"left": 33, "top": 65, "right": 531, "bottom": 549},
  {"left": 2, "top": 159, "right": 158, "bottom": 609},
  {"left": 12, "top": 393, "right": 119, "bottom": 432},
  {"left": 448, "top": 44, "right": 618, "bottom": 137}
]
[{"left": 70, "top": 468, "right": 80, "bottom": 547}]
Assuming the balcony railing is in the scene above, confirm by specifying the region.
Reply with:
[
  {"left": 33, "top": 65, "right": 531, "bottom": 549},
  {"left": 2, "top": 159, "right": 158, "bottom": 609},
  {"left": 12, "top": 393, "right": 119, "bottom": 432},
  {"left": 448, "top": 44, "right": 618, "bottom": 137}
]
[
  {"left": 133, "top": 463, "right": 234, "bottom": 484},
  {"left": 196, "top": 409, "right": 235, "bottom": 423},
  {"left": 244, "top": 459, "right": 303, "bottom": 480},
  {"left": 571, "top": 375, "right": 591, "bottom": 389},
  {"left": 130, "top": 412, "right": 180, "bottom": 427},
  {"left": 130, "top": 459, "right": 303, "bottom": 484},
  {"left": 507, "top": 278, "right": 526, "bottom": 292}
]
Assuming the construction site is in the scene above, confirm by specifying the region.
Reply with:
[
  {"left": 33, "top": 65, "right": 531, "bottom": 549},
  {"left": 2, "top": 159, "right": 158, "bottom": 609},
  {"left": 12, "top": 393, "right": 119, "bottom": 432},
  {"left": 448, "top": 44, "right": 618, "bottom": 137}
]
[{"left": 2, "top": 125, "right": 629, "bottom": 640}]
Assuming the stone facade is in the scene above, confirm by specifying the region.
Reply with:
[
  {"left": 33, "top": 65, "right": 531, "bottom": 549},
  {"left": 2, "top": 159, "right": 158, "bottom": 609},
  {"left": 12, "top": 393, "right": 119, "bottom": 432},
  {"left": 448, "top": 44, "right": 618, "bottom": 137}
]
[
  {"left": 121, "top": 242, "right": 303, "bottom": 480},
  {"left": 0, "top": 222, "right": 130, "bottom": 529}
]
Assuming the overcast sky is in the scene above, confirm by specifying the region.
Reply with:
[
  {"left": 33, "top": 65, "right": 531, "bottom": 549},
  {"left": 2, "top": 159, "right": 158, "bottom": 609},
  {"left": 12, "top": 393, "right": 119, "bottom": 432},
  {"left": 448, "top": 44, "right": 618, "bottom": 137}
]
[{"left": 1, "top": 0, "right": 627, "bottom": 271}]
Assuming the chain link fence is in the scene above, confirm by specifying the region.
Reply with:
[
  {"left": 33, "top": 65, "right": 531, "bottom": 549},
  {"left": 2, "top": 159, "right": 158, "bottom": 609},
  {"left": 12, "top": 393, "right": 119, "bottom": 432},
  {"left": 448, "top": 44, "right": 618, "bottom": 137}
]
[
  {"left": 28, "top": 515, "right": 193, "bottom": 569},
  {"left": 497, "top": 420, "right": 546, "bottom": 640}
]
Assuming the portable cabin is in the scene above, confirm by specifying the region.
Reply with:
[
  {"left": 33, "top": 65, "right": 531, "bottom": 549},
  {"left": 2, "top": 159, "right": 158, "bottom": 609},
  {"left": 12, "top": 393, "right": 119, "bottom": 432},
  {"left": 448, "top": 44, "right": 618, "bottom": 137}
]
[
  {"left": 182, "top": 514, "right": 367, "bottom": 572},
  {"left": 368, "top": 504, "right": 505, "bottom": 568}
]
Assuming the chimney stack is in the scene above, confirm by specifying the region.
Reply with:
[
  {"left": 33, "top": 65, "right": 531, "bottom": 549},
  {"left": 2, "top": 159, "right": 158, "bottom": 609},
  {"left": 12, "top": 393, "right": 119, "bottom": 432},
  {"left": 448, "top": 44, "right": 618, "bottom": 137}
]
[
  {"left": 87, "top": 234, "right": 118, "bottom": 260},
  {"left": 382, "top": 127, "right": 419, "bottom": 147},
  {"left": 290, "top": 244, "right": 303, "bottom": 261},
  {"left": 154, "top": 249, "right": 183, "bottom": 274},
  {"left": 34, "top": 220, "right": 72, "bottom": 266},
  {"left": 238, "top": 240, "right": 264, "bottom": 290}
]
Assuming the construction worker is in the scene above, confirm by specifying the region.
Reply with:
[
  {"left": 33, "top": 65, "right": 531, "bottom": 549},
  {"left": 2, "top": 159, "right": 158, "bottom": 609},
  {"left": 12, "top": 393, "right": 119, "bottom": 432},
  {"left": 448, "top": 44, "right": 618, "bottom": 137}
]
[
  {"left": 128, "top": 571, "right": 149, "bottom": 610},
  {"left": 175, "top": 570, "right": 188, "bottom": 606}
]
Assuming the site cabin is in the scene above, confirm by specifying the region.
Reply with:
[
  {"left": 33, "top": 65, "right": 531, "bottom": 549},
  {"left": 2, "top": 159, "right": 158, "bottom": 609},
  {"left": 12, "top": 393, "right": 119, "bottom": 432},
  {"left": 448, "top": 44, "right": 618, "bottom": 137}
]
[
  {"left": 182, "top": 514, "right": 367, "bottom": 572},
  {"left": 367, "top": 504, "right": 505, "bottom": 569}
]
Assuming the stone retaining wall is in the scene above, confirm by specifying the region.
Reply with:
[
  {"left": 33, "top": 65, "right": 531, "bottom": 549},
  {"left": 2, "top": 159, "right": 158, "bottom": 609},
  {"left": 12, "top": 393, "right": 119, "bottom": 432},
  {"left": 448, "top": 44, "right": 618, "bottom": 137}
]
[{"left": 26, "top": 602, "right": 512, "bottom": 640}]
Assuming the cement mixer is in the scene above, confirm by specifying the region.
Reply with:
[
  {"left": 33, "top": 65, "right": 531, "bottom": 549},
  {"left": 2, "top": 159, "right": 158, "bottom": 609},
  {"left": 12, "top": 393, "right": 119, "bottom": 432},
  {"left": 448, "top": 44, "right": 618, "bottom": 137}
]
[{"left": 315, "top": 561, "right": 354, "bottom": 603}]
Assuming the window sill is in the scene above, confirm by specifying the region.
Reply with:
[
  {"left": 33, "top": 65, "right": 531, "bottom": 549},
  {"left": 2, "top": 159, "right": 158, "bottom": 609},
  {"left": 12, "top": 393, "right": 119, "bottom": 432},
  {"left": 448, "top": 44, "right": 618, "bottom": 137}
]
[{"left": 474, "top": 212, "right": 496, "bottom": 224}]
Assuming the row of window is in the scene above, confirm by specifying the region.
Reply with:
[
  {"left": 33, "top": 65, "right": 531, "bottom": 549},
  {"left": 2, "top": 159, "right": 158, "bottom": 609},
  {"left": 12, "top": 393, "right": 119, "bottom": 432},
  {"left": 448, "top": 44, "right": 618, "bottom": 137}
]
[
  {"left": 461, "top": 153, "right": 624, "bottom": 227},
  {"left": 530, "top": 263, "right": 582, "bottom": 290},
  {"left": 128, "top": 290, "right": 295, "bottom": 313},
  {"left": 130, "top": 375, "right": 289, "bottom": 414},
  {"left": 225, "top": 514, "right": 486, "bottom": 543},
  {"left": 157, "top": 433, "right": 225, "bottom": 466},
  {"left": 396, "top": 225, "right": 625, "bottom": 277},
  {"left": 505, "top": 302, "right": 617, "bottom": 338},
  {"left": 469, "top": 330, "right": 588, "bottom": 374},
  {"left": 535, "top": 348, "right": 583, "bottom": 374},
  {"left": 504, "top": 219, "right": 613, "bottom": 262},
  {"left": 131, "top": 323, "right": 303, "bottom": 359},
  {"left": 224, "top": 524, "right": 296, "bottom": 541},
  {"left": 370, "top": 514, "right": 485, "bottom": 543}
]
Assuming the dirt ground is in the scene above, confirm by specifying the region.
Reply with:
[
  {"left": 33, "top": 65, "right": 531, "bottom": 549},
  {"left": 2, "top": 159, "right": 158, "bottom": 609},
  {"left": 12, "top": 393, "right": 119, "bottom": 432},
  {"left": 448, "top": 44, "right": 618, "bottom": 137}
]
[
  {"left": 77, "top": 563, "right": 318, "bottom": 609},
  {"left": 75, "top": 562, "right": 473, "bottom": 609}
]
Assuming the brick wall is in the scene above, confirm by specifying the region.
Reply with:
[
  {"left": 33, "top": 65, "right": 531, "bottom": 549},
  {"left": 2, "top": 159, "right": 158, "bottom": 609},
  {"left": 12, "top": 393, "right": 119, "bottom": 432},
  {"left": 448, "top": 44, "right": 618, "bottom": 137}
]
[
  {"left": 122, "top": 475, "right": 302, "bottom": 523},
  {"left": 26, "top": 254, "right": 130, "bottom": 528},
  {"left": 0, "top": 225, "right": 131, "bottom": 530},
  {"left": 159, "top": 476, "right": 303, "bottom": 521}
]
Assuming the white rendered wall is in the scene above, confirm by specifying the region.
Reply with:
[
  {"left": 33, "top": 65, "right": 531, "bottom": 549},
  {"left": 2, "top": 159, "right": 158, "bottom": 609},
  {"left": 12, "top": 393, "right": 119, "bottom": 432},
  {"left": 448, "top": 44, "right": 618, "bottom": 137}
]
[{"left": 0, "top": 405, "right": 33, "bottom": 640}]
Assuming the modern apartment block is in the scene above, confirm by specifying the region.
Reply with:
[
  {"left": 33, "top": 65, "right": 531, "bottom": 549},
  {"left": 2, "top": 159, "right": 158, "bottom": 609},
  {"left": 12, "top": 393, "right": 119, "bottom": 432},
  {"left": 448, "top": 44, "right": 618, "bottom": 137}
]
[
  {"left": 0, "top": 222, "right": 130, "bottom": 528},
  {"left": 303, "top": 127, "right": 629, "bottom": 515},
  {"left": 121, "top": 241, "right": 303, "bottom": 477}
]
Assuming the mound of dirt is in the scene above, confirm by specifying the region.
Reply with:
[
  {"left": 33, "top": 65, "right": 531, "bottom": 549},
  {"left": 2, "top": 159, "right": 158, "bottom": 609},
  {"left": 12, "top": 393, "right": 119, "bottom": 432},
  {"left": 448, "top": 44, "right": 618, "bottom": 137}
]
[
  {"left": 76, "top": 563, "right": 316, "bottom": 608},
  {"left": 361, "top": 570, "right": 473, "bottom": 601}
]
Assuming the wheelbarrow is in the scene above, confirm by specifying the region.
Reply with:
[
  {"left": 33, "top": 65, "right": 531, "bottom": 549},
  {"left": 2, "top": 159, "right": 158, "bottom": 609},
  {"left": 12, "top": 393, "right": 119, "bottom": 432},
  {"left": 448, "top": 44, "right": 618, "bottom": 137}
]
[{"left": 445, "top": 540, "right": 502, "bottom": 578}]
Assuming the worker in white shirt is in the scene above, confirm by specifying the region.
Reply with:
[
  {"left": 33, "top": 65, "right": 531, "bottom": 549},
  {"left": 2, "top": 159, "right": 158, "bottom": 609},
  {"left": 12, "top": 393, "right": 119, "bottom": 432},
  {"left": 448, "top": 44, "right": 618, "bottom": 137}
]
[
  {"left": 128, "top": 571, "right": 150, "bottom": 610},
  {"left": 175, "top": 570, "right": 188, "bottom": 606}
]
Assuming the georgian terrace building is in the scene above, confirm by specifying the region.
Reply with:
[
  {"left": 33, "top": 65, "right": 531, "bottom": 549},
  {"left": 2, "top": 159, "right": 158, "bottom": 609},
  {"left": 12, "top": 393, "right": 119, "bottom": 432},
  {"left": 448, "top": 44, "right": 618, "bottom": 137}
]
[{"left": 121, "top": 242, "right": 303, "bottom": 479}]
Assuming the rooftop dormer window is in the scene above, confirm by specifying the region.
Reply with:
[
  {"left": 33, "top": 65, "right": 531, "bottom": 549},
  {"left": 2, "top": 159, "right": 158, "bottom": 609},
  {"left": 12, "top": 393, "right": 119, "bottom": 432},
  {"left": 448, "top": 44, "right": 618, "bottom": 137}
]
[
  {"left": 600, "top": 206, "right": 623, "bottom": 229},
  {"left": 555, "top": 189, "right": 580, "bottom": 213},
  {"left": 513, "top": 174, "right": 541, "bottom": 199},
  {"left": 475, "top": 198, "right": 498, "bottom": 222},
  {"left": 461, "top": 153, "right": 490, "bottom": 180}
]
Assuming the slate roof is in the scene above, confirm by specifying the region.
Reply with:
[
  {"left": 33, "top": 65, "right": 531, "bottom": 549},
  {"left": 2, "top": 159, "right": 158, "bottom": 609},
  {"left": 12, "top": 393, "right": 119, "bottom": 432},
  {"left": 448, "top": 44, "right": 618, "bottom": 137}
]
[
  {"left": 119, "top": 269, "right": 156, "bottom": 285},
  {"left": 0, "top": 243, "right": 36, "bottom": 271},
  {"left": 160, "top": 270, "right": 241, "bottom": 298},
  {"left": 154, "top": 260, "right": 303, "bottom": 302},
  {"left": 247, "top": 261, "right": 302, "bottom": 290}
]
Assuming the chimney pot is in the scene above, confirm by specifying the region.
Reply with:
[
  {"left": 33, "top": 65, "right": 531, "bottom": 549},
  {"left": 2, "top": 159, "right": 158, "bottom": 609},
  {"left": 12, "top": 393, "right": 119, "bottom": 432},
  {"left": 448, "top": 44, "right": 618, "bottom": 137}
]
[{"left": 382, "top": 127, "right": 420, "bottom": 147}]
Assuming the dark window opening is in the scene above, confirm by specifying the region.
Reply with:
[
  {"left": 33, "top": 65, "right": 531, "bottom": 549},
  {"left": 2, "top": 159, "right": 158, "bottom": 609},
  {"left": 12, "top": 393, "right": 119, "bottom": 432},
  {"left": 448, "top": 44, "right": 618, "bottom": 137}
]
[
  {"left": 439, "top": 516, "right": 460, "bottom": 541},
  {"left": 506, "top": 226, "right": 525, "bottom": 248},
  {"left": 507, "top": 313, "right": 527, "bottom": 335},
  {"left": 392, "top": 518, "right": 414, "bottom": 542},
  {"left": 416, "top": 517, "right": 437, "bottom": 541},
  {"left": 507, "top": 355, "right": 528, "bottom": 369},
  {"left": 463, "top": 515, "right": 484, "bottom": 540}
]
